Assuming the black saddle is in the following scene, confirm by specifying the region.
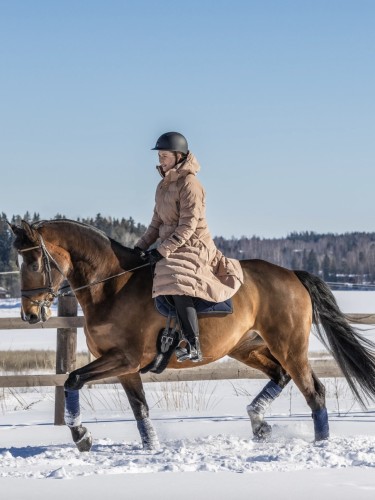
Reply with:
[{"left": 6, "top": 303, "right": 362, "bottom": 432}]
[
  {"left": 155, "top": 295, "right": 233, "bottom": 318},
  {"left": 140, "top": 296, "right": 233, "bottom": 374}
]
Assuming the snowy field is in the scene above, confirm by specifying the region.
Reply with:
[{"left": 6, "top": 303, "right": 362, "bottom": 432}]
[{"left": 1, "top": 292, "right": 375, "bottom": 499}]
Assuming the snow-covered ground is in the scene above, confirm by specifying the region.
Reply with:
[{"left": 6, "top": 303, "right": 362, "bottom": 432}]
[{"left": 1, "top": 292, "right": 375, "bottom": 499}]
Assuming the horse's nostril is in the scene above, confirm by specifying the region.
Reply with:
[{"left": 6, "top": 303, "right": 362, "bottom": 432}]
[{"left": 28, "top": 313, "right": 40, "bottom": 324}]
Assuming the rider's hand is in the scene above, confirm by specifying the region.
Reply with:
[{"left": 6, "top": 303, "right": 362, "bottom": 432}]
[
  {"left": 144, "top": 248, "right": 163, "bottom": 265},
  {"left": 133, "top": 246, "right": 145, "bottom": 257}
]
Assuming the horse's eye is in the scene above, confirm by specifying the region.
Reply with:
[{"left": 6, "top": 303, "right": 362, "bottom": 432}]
[{"left": 30, "top": 262, "right": 39, "bottom": 272}]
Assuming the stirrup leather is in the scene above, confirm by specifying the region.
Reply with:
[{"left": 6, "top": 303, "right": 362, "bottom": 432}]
[{"left": 160, "top": 314, "right": 180, "bottom": 353}]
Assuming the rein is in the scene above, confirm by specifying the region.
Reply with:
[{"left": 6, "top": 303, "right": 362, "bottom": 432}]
[
  {"left": 57, "top": 263, "right": 150, "bottom": 297},
  {"left": 19, "top": 237, "right": 150, "bottom": 303}
]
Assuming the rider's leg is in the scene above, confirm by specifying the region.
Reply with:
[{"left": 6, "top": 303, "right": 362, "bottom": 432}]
[{"left": 172, "top": 295, "right": 202, "bottom": 362}]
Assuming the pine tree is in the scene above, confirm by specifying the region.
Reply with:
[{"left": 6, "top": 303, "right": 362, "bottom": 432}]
[{"left": 322, "top": 254, "right": 330, "bottom": 280}]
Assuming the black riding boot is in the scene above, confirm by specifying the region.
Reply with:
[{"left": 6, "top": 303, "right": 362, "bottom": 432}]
[{"left": 172, "top": 295, "right": 203, "bottom": 362}]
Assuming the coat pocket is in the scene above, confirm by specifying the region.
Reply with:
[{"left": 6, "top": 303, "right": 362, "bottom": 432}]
[{"left": 215, "top": 256, "right": 244, "bottom": 289}]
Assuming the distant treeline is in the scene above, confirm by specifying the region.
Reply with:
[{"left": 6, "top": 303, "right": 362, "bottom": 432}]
[
  {"left": 214, "top": 231, "right": 375, "bottom": 285},
  {"left": 1, "top": 213, "right": 375, "bottom": 296}
]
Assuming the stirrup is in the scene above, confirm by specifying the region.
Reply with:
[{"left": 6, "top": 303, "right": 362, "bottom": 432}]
[{"left": 176, "top": 342, "right": 203, "bottom": 363}]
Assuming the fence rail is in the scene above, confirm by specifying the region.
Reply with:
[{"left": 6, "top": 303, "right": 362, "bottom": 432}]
[
  {"left": 0, "top": 355, "right": 344, "bottom": 389},
  {"left": 0, "top": 316, "right": 85, "bottom": 329},
  {"left": 1, "top": 295, "right": 374, "bottom": 424}
]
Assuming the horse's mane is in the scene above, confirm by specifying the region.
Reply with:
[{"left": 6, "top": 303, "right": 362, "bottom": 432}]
[
  {"left": 33, "top": 219, "right": 109, "bottom": 240},
  {"left": 33, "top": 219, "right": 135, "bottom": 255}
]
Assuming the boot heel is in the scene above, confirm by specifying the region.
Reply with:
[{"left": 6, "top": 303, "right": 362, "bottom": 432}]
[
  {"left": 191, "top": 338, "right": 203, "bottom": 362},
  {"left": 190, "top": 347, "right": 203, "bottom": 362}
]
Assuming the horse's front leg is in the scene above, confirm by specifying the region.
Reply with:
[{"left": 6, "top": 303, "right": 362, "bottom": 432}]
[
  {"left": 65, "top": 348, "right": 140, "bottom": 390},
  {"left": 64, "top": 349, "right": 140, "bottom": 452},
  {"left": 118, "top": 373, "right": 160, "bottom": 450},
  {"left": 64, "top": 387, "right": 93, "bottom": 452},
  {"left": 247, "top": 377, "right": 291, "bottom": 440}
]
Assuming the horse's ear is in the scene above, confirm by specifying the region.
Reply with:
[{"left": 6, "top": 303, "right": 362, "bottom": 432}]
[
  {"left": 7, "top": 221, "right": 23, "bottom": 237},
  {"left": 21, "top": 220, "right": 39, "bottom": 244}
]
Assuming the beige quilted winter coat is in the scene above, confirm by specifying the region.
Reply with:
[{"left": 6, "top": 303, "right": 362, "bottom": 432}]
[{"left": 135, "top": 152, "right": 243, "bottom": 302}]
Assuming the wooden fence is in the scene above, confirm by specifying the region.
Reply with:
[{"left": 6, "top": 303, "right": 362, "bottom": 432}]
[{"left": 1, "top": 295, "right": 374, "bottom": 424}]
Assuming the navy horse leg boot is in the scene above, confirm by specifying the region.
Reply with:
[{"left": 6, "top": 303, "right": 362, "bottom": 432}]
[{"left": 172, "top": 295, "right": 203, "bottom": 362}]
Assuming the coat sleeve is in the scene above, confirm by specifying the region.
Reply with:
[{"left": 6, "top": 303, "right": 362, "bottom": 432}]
[
  {"left": 158, "top": 176, "right": 204, "bottom": 258},
  {"left": 134, "top": 206, "right": 162, "bottom": 250}
]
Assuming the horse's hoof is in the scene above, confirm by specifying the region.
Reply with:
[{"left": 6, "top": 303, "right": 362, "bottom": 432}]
[
  {"left": 75, "top": 429, "right": 93, "bottom": 452},
  {"left": 71, "top": 425, "right": 93, "bottom": 452},
  {"left": 137, "top": 418, "right": 160, "bottom": 451},
  {"left": 142, "top": 438, "right": 161, "bottom": 451},
  {"left": 314, "top": 432, "right": 330, "bottom": 443},
  {"left": 253, "top": 421, "right": 272, "bottom": 442}
]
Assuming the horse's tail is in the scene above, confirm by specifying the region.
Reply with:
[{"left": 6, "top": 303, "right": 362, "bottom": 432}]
[{"left": 294, "top": 270, "right": 375, "bottom": 407}]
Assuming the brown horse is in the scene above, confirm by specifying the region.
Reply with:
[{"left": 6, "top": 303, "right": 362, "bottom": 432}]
[{"left": 10, "top": 219, "right": 375, "bottom": 452}]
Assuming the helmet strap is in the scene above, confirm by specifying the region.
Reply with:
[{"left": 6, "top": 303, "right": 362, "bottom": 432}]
[
  {"left": 173, "top": 152, "right": 187, "bottom": 167},
  {"left": 173, "top": 152, "right": 180, "bottom": 167}
]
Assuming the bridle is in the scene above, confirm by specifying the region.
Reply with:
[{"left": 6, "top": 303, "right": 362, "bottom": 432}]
[
  {"left": 18, "top": 236, "right": 150, "bottom": 313},
  {"left": 19, "top": 237, "right": 63, "bottom": 311}
]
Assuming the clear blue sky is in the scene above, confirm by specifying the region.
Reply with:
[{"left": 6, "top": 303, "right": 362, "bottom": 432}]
[{"left": 1, "top": 0, "right": 374, "bottom": 238}]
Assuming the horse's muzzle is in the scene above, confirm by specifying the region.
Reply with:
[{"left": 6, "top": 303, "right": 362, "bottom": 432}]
[
  {"left": 22, "top": 304, "right": 51, "bottom": 324},
  {"left": 23, "top": 312, "right": 42, "bottom": 324}
]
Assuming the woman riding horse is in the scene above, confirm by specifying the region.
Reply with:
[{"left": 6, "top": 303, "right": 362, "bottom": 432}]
[
  {"left": 11, "top": 218, "right": 375, "bottom": 449},
  {"left": 135, "top": 132, "right": 243, "bottom": 362}
]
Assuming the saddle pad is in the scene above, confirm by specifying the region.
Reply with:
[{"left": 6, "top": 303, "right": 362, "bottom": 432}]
[{"left": 155, "top": 296, "right": 233, "bottom": 318}]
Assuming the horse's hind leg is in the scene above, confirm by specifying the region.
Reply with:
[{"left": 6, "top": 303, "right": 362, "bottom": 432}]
[
  {"left": 284, "top": 360, "right": 329, "bottom": 441},
  {"left": 118, "top": 373, "right": 160, "bottom": 450},
  {"left": 229, "top": 340, "right": 291, "bottom": 440},
  {"left": 311, "top": 370, "right": 329, "bottom": 440},
  {"left": 268, "top": 320, "right": 329, "bottom": 441}
]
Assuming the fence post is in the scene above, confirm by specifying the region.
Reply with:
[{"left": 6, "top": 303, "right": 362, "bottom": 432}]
[{"left": 54, "top": 287, "right": 78, "bottom": 425}]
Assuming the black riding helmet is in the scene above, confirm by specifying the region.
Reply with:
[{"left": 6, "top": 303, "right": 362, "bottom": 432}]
[{"left": 152, "top": 132, "right": 189, "bottom": 155}]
